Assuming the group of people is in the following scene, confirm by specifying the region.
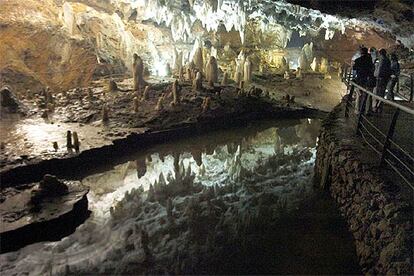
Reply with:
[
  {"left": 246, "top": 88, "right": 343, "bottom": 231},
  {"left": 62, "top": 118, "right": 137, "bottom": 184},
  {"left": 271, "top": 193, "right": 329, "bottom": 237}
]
[{"left": 352, "top": 46, "right": 400, "bottom": 114}]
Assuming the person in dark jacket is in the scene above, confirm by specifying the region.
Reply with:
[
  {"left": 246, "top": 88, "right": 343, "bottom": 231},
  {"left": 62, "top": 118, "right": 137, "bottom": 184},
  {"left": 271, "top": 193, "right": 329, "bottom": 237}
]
[
  {"left": 353, "top": 47, "right": 374, "bottom": 114},
  {"left": 373, "top": 49, "right": 391, "bottom": 112},
  {"left": 353, "top": 47, "right": 374, "bottom": 87},
  {"left": 386, "top": 53, "right": 400, "bottom": 100}
]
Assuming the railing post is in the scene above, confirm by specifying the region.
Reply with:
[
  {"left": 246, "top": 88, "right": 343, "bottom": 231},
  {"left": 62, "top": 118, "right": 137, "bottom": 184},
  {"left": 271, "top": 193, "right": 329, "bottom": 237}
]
[
  {"left": 380, "top": 109, "right": 400, "bottom": 165},
  {"left": 396, "top": 78, "right": 400, "bottom": 98},
  {"left": 345, "top": 84, "right": 355, "bottom": 118},
  {"left": 410, "top": 73, "right": 414, "bottom": 102},
  {"left": 356, "top": 91, "right": 368, "bottom": 135}
]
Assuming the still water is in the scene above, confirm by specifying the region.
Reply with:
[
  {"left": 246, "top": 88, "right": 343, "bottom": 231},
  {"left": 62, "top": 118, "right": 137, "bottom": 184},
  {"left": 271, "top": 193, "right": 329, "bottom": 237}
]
[{"left": 0, "top": 118, "right": 360, "bottom": 275}]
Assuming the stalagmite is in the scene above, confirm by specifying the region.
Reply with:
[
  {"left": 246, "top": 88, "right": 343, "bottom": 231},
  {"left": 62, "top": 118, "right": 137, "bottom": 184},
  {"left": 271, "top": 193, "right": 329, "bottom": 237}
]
[
  {"left": 234, "top": 58, "right": 243, "bottom": 84},
  {"left": 73, "top": 131, "right": 80, "bottom": 153},
  {"left": 174, "top": 49, "right": 183, "bottom": 72},
  {"left": 296, "top": 68, "right": 302, "bottom": 79},
  {"left": 202, "top": 97, "right": 211, "bottom": 112},
  {"left": 66, "top": 130, "right": 72, "bottom": 149},
  {"left": 302, "top": 42, "right": 314, "bottom": 67},
  {"left": 133, "top": 97, "right": 139, "bottom": 112},
  {"left": 239, "top": 80, "right": 244, "bottom": 90},
  {"left": 221, "top": 71, "right": 228, "bottom": 86},
  {"left": 186, "top": 68, "right": 192, "bottom": 81},
  {"left": 206, "top": 56, "right": 218, "bottom": 87},
  {"left": 108, "top": 80, "right": 117, "bottom": 92},
  {"left": 243, "top": 57, "right": 252, "bottom": 84},
  {"left": 193, "top": 72, "right": 202, "bottom": 91},
  {"left": 310, "top": 57, "right": 319, "bottom": 72},
  {"left": 156, "top": 94, "right": 164, "bottom": 111},
  {"left": 235, "top": 71, "right": 242, "bottom": 85},
  {"left": 171, "top": 79, "right": 180, "bottom": 105},
  {"left": 320, "top": 58, "right": 329, "bottom": 74},
  {"left": 178, "top": 66, "right": 184, "bottom": 82},
  {"left": 281, "top": 57, "right": 289, "bottom": 73},
  {"left": 142, "top": 86, "right": 150, "bottom": 101},
  {"left": 133, "top": 54, "right": 145, "bottom": 90},
  {"left": 284, "top": 71, "right": 290, "bottom": 80},
  {"left": 193, "top": 47, "right": 204, "bottom": 74},
  {"left": 166, "top": 197, "right": 173, "bottom": 220},
  {"left": 141, "top": 229, "right": 150, "bottom": 256},
  {"left": 87, "top": 88, "right": 93, "bottom": 99},
  {"left": 102, "top": 104, "right": 109, "bottom": 122},
  {"left": 186, "top": 61, "right": 195, "bottom": 81},
  {"left": 299, "top": 53, "right": 307, "bottom": 71},
  {"left": 25, "top": 89, "right": 33, "bottom": 100},
  {"left": 166, "top": 63, "right": 172, "bottom": 76}
]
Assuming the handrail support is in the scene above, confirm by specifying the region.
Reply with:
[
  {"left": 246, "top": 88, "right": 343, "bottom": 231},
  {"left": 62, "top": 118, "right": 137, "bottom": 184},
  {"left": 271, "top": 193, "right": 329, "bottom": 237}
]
[{"left": 380, "top": 109, "right": 400, "bottom": 165}]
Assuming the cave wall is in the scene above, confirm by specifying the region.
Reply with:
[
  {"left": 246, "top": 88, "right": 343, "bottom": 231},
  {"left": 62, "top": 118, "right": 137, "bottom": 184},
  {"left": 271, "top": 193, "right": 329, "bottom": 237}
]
[{"left": 314, "top": 102, "right": 413, "bottom": 275}]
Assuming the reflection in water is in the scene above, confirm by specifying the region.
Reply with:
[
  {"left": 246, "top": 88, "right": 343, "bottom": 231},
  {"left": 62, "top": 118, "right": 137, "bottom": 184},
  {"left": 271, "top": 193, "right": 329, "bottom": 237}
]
[{"left": 0, "top": 118, "right": 359, "bottom": 275}]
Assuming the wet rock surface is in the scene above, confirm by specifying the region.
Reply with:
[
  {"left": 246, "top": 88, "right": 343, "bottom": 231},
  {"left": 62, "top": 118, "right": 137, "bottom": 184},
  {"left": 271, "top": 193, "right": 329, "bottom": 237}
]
[
  {"left": 0, "top": 175, "right": 90, "bottom": 253},
  {"left": 314, "top": 101, "right": 413, "bottom": 275}
]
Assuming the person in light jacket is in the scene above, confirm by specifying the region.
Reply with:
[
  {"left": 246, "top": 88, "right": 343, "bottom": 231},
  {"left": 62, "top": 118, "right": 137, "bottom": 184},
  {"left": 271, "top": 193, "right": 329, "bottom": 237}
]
[
  {"left": 373, "top": 49, "right": 391, "bottom": 112},
  {"left": 386, "top": 53, "right": 400, "bottom": 100}
]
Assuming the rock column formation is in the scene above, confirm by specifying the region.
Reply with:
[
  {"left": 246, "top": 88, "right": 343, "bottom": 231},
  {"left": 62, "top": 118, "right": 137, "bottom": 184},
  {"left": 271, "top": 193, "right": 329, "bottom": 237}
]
[{"left": 133, "top": 54, "right": 145, "bottom": 91}]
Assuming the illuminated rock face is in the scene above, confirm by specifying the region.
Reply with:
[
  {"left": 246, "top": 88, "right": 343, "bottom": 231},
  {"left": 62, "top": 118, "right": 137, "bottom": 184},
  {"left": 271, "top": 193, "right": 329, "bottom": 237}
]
[{"left": 0, "top": 0, "right": 403, "bottom": 93}]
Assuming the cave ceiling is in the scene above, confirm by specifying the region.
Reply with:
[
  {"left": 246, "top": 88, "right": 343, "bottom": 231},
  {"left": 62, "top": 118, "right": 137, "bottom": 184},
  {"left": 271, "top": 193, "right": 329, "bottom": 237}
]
[{"left": 0, "top": 0, "right": 411, "bottom": 91}]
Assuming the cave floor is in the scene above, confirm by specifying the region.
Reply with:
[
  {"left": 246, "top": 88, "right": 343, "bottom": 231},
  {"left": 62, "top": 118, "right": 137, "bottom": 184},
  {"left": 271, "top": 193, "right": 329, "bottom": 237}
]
[{"left": 0, "top": 74, "right": 343, "bottom": 182}]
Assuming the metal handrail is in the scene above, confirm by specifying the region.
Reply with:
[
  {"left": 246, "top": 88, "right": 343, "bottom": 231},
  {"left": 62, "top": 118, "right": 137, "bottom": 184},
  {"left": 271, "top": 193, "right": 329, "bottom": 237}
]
[
  {"left": 342, "top": 66, "right": 414, "bottom": 189},
  {"left": 351, "top": 82, "right": 414, "bottom": 115}
]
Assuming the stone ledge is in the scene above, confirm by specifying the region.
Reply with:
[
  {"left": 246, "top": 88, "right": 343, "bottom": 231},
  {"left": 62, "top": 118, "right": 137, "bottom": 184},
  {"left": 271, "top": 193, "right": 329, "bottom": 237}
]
[{"left": 314, "top": 100, "right": 413, "bottom": 275}]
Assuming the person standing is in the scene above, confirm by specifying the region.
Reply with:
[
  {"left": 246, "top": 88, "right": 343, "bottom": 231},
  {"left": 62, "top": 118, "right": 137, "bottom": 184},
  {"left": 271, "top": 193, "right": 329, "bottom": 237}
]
[
  {"left": 373, "top": 49, "right": 391, "bottom": 113},
  {"left": 353, "top": 47, "right": 374, "bottom": 113},
  {"left": 369, "top": 47, "right": 378, "bottom": 64},
  {"left": 386, "top": 53, "right": 400, "bottom": 100}
]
